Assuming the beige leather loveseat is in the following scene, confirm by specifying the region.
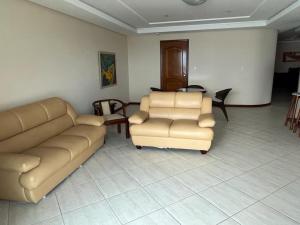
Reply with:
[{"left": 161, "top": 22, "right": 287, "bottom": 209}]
[
  {"left": 0, "top": 97, "right": 106, "bottom": 203},
  {"left": 129, "top": 92, "right": 215, "bottom": 153}
]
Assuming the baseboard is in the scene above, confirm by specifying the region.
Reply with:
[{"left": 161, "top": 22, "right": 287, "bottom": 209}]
[
  {"left": 127, "top": 102, "right": 140, "bottom": 106},
  {"left": 127, "top": 102, "right": 272, "bottom": 107},
  {"left": 224, "top": 103, "right": 271, "bottom": 107}
]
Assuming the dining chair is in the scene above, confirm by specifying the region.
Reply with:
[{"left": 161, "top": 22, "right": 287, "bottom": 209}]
[
  {"left": 150, "top": 87, "right": 163, "bottom": 91},
  {"left": 92, "top": 99, "right": 130, "bottom": 138},
  {"left": 183, "top": 85, "right": 207, "bottom": 93},
  {"left": 212, "top": 88, "right": 232, "bottom": 121}
]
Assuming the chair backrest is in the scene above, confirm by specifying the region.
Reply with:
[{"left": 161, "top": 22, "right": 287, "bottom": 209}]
[
  {"left": 93, "top": 99, "right": 126, "bottom": 116},
  {"left": 0, "top": 98, "right": 76, "bottom": 153},
  {"left": 215, "top": 88, "right": 232, "bottom": 102},
  {"left": 140, "top": 92, "right": 213, "bottom": 120}
]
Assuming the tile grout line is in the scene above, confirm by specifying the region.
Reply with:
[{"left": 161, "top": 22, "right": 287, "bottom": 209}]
[
  {"left": 7, "top": 201, "right": 10, "bottom": 225},
  {"left": 223, "top": 177, "right": 300, "bottom": 224},
  {"left": 84, "top": 163, "right": 124, "bottom": 225},
  {"left": 54, "top": 193, "right": 66, "bottom": 225}
]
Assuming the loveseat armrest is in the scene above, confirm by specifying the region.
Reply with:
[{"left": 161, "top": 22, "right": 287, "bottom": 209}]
[
  {"left": 198, "top": 113, "right": 216, "bottom": 128},
  {"left": 76, "top": 115, "right": 104, "bottom": 126},
  {"left": 129, "top": 111, "right": 148, "bottom": 124},
  {"left": 0, "top": 153, "right": 40, "bottom": 173}
]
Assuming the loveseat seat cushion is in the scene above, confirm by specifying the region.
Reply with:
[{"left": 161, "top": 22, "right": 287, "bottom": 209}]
[
  {"left": 20, "top": 147, "right": 71, "bottom": 189},
  {"left": 169, "top": 120, "right": 214, "bottom": 140},
  {"left": 61, "top": 125, "right": 106, "bottom": 146},
  {"left": 130, "top": 118, "right": 172, "bottom": 137},
  {"left": 40, "top": 135, "right": 89, "bottom": 159}
]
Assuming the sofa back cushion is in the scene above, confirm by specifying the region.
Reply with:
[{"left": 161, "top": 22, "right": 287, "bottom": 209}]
[
  {"left": 0, "top": 98, "right": 75, "bottom": 153},
  {"left": 147, "top": 92, "right": 202, "bottom": 120}
]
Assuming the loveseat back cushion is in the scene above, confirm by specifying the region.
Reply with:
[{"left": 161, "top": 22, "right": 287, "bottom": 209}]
[
  {"left": 0, "top": 98, "right": 75, "bottom": 153},
  {"left": 175, "top": 92, "right": 202, "bottom": 109},
  {"left": 148, "top": 92, "right": 203, "bottom": 120},
  {"left": 149, "top": 92, "right": 175, "bottom": 108}
]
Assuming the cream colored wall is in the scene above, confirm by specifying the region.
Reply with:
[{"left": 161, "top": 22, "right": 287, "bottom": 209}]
[
  {"left": 0, "top": 0, "right": 129, "bottom": 113},
  {"left": 128, "top": 29, "right": 278, "bottom": 105}
]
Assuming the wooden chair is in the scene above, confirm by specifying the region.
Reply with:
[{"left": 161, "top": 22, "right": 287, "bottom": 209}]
[
  {"left": 92, "top": 99, "right": 130, "bottom": 138},
  {"left": 285, "top": 92, "right": 300, "bottom": 134},
  {"left": 213, "top": 88, "right": 232, "bottom": 121},
  {"left": 150, "top": 87, "right": 165, "bottom": 92}
]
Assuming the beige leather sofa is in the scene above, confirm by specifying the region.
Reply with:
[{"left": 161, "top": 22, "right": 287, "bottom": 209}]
[
  {"left": 0, "top": 97, "right": 106, "bottom": 203},
  {"left": 129, "top": 92, "right": 215, "bottom": 153}
]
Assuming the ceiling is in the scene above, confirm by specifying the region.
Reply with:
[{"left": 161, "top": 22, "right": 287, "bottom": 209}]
[{"left": 29, "top": 0, "right": 300, "bottom": 35}]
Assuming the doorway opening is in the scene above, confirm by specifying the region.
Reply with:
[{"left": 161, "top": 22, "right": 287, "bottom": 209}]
[{"left": 272, "top": 41, "right": 300, "bottom": 105}]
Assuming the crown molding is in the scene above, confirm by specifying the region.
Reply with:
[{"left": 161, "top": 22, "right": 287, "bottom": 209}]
[{"left": 278, "top": 40, "right": 300, "bottom": 43}]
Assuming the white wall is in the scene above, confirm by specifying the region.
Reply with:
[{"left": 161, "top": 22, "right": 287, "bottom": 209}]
[
  {"left": 0, "top": 0, "right": 129, "bottom": 113},
  {"left": 128, "top": 29, "right": 278, "bottom": 105},
  {"left": 275, "top": 41, "right": 300, "bottom": 73}
]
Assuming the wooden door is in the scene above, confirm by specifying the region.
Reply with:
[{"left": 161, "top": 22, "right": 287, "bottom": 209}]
[{"left": 161, "top": 40, "right": 189, "bottom": 91}]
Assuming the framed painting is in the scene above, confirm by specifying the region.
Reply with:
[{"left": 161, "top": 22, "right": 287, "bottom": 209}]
[
  {"left": 283, "top": 52, "right": 300, "bottom": 62},
  {"left": 99, "top": 52, "right": 117, "bottom": 88}
]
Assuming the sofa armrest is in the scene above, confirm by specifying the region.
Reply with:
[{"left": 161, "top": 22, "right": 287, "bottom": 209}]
[
  {"left": 198, "top": 113, "right": 216, "bottom": 128},
  {"left": 76, "top": 115, "right": 104, "bottom": 126},
  {"left": 129, "top": 111, "right": 148, "bottom": 124},
  {"left": 0, "top": 153, "right": 40, "bottom": 173}
]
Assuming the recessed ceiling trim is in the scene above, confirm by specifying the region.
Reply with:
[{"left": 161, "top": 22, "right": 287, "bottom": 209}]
[
  {"left": 117, "top": 0, "right": 149, "bottom": 23},
  {"left": 137, "top": 20, "right": 268, "bottom": 34},
  {"left": 148, "top": 0, "right": 267, "bottom": 25},
  {"left": 248, "top": 0, "right": 267, "bottom": 17},
  {"left": 65, "top": 0, "right": 136, "bottom": 32},
  {"left": 148, "top": 16, "right": 250, "bottom": 25}
]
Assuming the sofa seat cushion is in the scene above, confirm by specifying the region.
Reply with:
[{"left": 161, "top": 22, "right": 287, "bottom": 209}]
[
  {"left": 20, "top": 147, "right": 71, "bottom": 190},
  {"left": 169, "top": 119, "right": 213, "bottom": 140},
  {"left": 130, "top": 118, "right": 172, "bottom": 137},
  {"left": 61, "top": 125, "right": 106, "bottom": 146},
  {"left": 40, "top": 135, "right": 89, "bottom": 159}
]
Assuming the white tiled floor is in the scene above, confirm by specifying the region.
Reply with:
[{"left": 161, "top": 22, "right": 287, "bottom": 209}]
[{"left": 1, "top": 102, "right": 300, "bottom": 225}]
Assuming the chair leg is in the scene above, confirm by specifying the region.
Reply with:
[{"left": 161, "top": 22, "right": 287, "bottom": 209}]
[
  {"left": 285, "top": 95, "right": 296, "bottom": 126},
  {"left": 291, "top": 97, "right": 300, "bottom": 130},
  {"left": 293, "top": 105, "right": 300, "bottom": 133},
  {"left": 117, "top": 124, "right": 121, "bottom": 133},
  {"left": 220, "top": 104, "right": 229, "bottom": 121}
]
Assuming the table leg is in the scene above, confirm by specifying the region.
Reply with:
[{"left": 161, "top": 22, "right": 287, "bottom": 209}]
[{"left": 125, "top": 121, "right": 130, "bottom": 139}]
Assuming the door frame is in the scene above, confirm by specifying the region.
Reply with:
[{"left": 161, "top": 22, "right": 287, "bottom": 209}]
[{"left": 160, "top": 39, "right": 189, "bottom": 90}]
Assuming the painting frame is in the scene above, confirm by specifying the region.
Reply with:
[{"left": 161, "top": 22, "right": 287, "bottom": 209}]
[
  {"left": 282, "top": 51, "right": 300, "bottom": 62},
  {"left": 98, "top": 51, "right": 117, "bottom": 88}
]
